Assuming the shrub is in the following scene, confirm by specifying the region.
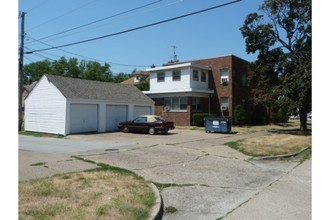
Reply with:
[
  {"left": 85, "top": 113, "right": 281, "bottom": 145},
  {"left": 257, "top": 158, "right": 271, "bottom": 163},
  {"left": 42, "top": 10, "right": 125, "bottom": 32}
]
[
  {"left": 271, "top": 108, "right": 289, "bottom": 123},
  {"left": 234, "top": 104, "right": 247, "bottom": 126},
  {"left": 192, "top": 113, "right": 216, "bottom": 127}
]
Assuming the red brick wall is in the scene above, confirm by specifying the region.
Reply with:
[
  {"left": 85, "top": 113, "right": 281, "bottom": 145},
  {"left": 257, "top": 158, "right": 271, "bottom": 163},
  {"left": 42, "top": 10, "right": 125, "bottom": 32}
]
[
  {"left": 149, "top": 55, "right": 250, "bottom": 125},
  {"left": 193, "top": 55, "right": 250, "bottom": 121},
  {"left": 153, "top": 97, "right": 209, "bottom": 126}
]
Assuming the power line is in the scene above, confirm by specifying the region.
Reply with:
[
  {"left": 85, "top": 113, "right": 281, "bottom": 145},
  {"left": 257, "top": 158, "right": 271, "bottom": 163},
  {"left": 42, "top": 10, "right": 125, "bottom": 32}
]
[
  {"left": 31, "top": 0, "right": 163, "bottom": 43},
  {"left": 27, "top": 0, "right": 100, "bottom": 31},
  {"left": 26, "top": 0, "right": 242, "bottom": 54},
  {"left": 26, "top": 0, "right": 183, "bottom": 47},
  {"left": 26, "top": 0, "right": 52, "bottom": 13},
  {"left": 26, "top": 35, "right": 149, "bottom": 67}
]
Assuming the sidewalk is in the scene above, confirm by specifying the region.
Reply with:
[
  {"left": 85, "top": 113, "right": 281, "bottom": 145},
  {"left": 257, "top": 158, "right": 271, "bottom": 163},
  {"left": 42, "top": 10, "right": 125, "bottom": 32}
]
[{"left": 223, "top": 159, "right": 311, "bottom": 220}]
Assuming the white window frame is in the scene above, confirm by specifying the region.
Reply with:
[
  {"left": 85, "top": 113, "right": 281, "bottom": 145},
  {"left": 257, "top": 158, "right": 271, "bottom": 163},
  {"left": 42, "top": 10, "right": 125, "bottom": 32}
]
[
  {"left": 220, "top": 68, "right": 229, "bottom": 84},
  {"left": 192, "top": 97, "right": 202, "bottom": 112},
  {"left": 157, "top": 72, "right": 165, "bottom": 82},
  {"left": 193, "top": 70, "right": 199, "bottom": 81},
  {"left": 172, "top": 70, "right": 181, "bottom": 81},
  {"left": 220, "top": 97, "right": 229, "bottom": 112},
  {"left": 164, "top": 97, "right": 187, "bottom": 112},
  {"left": 201, "top": 72, "right": 206, "bottom": 82}
]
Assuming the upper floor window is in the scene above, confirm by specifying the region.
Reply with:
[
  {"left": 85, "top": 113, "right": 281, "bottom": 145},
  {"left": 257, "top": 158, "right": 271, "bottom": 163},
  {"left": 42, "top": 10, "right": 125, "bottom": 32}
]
[
  {"left": 220, "top": 68, "right": 229, "bottom": 84},
  {"left": 172, "top": 70, "right": 181, "bottom": 81},
  {"left": 157, "top": 72, "right": 165, "bottom": 82},
  {"left": 201, "top": 72, "right": 206, "bottom": 82},
  {"left": 241, "top": 72, "right": 248, "bottom": 86},
  {"left": 193, "top": 70, "right": 199, "bottom": 81}
]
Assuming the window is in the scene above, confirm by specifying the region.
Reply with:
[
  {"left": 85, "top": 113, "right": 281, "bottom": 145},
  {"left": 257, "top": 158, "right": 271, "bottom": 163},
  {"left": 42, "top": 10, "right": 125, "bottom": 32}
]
[
  {"left": 220, "top": 68, "right": 229, "bottom": 84},
  {"left": 164, "top": 97, "right": 187, "bottom": 111},
  {"left": 241, "top": 72, "right": 248, "bottom": 86},
  {"left": 193, "top": 70, "right": 199, "bottom": 81},
  {"left": 157, "top": 72, "right": 165, "bottom": 82},
  {"left": 220, "top": 97, "right": 229, "bottom": 112},
  {"left": 172, "top": 70, "right": 181, "bottom": 81},
  {"left": 192, "top": 97, "right": 202, "bottom": 111},
  {"left": 134, "top": 116, "right": 147, "bottom": 123},
  {"left": 201, "top": 72, "right": 206, "bottom": 82}
]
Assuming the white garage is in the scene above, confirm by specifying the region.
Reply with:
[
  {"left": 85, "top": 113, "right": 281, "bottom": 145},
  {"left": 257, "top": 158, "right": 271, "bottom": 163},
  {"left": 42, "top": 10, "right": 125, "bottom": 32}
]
[
  {"left": 133, "top": 105, "right": 152, "bottom": 118},
  {"left": 106, "top": 105, "right": 128, "bottom": 131},
  {"left": 25, "top": 75, "right": 155, "bottom": 135},
  {"left": 70, "top": 104, "right": 98, "bottom": 134}
]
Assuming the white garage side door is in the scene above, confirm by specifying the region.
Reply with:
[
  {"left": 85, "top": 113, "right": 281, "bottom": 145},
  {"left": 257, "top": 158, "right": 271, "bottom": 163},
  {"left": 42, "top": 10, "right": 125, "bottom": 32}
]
[
  {"left": 106, "top": 105, "right": 128, "bottom": 131},
  {"left": 70, "top": 104, "right": 98, "bottom": 134},
  {"left": 133, "top": 106, "right": 152, "bottom": 118}
]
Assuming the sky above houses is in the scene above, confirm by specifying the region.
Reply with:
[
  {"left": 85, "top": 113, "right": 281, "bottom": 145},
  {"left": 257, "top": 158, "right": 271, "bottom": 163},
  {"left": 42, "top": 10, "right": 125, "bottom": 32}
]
[{"left": 18, "top": 0, "right": 264, "bottom": 74}]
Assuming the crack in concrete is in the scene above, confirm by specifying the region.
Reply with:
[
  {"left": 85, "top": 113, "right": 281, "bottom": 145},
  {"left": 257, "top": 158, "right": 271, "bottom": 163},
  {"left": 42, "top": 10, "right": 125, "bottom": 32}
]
[
  {"left": 133, "top": 153, "right": 210, "bottom": 171},
  {"left": 218, "top": 161, "right": 302, "bottom": 219}
]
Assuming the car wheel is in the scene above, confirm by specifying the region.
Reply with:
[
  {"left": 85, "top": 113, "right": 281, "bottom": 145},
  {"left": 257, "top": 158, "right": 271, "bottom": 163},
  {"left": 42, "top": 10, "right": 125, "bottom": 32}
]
[
  {"left": 148, "top": 127, "right": 156, "bottom": 135},
  {"left": 123, "top": 126, "right": 129, "bottom": 133},
  {"left": 163, "top": 129, "right": 169, "bottom": 134}
]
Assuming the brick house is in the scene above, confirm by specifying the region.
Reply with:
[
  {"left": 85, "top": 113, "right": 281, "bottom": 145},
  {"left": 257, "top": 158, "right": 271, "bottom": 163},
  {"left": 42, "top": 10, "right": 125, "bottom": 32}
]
[{"left": 142, "top": 54, "right": 251, "bottom": 126}]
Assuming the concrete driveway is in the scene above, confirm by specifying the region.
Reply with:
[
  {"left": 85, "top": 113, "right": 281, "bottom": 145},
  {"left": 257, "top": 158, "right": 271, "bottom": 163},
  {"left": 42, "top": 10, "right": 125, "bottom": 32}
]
[{"left": 19, "top": 129, "right": 311, "bottom": 220}]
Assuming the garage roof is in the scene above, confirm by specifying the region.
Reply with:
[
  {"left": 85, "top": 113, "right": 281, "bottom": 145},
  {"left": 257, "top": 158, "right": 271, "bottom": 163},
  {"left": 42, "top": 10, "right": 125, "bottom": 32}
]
[{"left": 45, "top": 74, "right": 154, "bottom": 104}]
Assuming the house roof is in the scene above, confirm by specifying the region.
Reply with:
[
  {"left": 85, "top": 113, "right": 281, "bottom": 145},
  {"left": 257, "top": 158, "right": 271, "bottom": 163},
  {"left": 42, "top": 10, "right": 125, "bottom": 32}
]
[
  {"left": 23, "top": 81, "right": 37, "bottom": 93},
  {"left": 146, "top": 62, "right": 211, "bottom": 72},
  {"left": 44, "top": 74, "right": 154, "bottom": 104}
]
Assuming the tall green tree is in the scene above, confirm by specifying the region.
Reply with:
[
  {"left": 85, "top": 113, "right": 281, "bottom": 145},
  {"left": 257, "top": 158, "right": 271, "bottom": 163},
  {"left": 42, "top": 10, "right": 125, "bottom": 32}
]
[
  {"left": 113, "top": 72, "right": 132, "bottom": 83},
  {"left": 80, "top": 60, "right": 113, "bottom": 82},
  {"left": 23, "top": 60, "right": 51, "bottom": 83},
  {"left": 23, "top": 57, "right": 114, "bottom": 83},
  {"left": 240, "top": 0, "right": 311, "bottom": 131}
]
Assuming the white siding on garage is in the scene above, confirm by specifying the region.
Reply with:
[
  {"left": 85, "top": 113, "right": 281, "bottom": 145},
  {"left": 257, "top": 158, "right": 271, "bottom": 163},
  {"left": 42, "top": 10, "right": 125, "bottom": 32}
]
[
  {"left": 69, "top": 104, "right": 98, "bottom": 133},
  {"left": 133, "top": 106, "right": 152, "bottom": 118},
  {"left": 25, "top": 76, "right": 67, "bottom": 135},
  {"left": 106, "top": 105, "right": 128, "bottom": 131}
]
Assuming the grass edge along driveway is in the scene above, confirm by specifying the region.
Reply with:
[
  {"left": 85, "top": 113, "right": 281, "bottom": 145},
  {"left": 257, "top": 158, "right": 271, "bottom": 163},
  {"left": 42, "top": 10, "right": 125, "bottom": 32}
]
[
  {"left": 19, "top": 158, "right": 156, "bottom": 220},
  {"left": 225, "top": 131, "right": 311, "bottom": 162}
]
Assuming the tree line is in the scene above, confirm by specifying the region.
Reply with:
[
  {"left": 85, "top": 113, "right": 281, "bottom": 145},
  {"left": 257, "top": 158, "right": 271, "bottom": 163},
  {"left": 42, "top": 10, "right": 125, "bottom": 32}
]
[{"left": 23, "top": 57, "right": 132, "bottom": 84}]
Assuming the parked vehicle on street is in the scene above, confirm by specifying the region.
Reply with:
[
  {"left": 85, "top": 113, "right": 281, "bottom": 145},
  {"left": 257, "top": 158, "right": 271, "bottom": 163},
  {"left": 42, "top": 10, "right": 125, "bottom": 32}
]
[{"left": 118, "top": 115, "right": 175, "bottom": 135}]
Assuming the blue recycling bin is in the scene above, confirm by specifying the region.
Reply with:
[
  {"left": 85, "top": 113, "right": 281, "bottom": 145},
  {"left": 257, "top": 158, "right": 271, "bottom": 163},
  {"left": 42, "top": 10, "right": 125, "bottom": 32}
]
[{"left": 204, "top": 117, "right": 231, "bottom": 133}]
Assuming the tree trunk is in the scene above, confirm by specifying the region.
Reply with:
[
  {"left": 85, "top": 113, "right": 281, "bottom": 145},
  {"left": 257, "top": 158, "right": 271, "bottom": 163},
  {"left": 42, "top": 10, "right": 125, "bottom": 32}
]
[{"left": 299, "top": 107, "right": 307, "bottom": 131}]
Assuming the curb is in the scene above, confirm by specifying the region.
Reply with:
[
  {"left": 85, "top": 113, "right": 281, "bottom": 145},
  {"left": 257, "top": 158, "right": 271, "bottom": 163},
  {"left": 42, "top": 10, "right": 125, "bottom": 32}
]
[
  {"left": 252, "top": 146, "right": 311, "bottom": 160},
  {"left": 148, "top": 183, "right": 164, "bottom": 220}
]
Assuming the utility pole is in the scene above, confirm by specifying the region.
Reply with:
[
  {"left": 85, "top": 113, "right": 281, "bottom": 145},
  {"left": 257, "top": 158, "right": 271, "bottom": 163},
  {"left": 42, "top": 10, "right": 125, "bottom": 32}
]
[{"left": 18, "top": 12, "right": 26, "bottom": 131}]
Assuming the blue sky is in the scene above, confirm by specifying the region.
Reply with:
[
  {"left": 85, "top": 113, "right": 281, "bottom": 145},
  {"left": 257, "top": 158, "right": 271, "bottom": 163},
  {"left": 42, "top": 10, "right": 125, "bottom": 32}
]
[{"left": 19, "top": 0, "right": 264, "bottom": 74}]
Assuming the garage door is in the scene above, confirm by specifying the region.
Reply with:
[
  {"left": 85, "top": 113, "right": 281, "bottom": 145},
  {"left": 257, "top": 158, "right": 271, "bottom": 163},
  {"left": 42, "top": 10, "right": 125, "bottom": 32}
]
[
  {"left": 106, "top": 105, "right": 128, "bottom": 131},
  {"left": 133, "top": 106, "right": 152, "bottom": 118},
  {"left": 70, "top": 104, "right": 98, "bottom": 134}
]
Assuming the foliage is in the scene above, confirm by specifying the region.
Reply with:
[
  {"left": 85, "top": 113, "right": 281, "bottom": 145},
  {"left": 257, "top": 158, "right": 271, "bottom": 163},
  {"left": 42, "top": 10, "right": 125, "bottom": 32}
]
[
  {"left": 135, "top": 76, "right": 150, "bottom": 91},
  {"left": 271, "top": 108, "right": 289, "bottom": 124},
  {"left": 240, "top": 0, "right": 311, "bottom": 131},
  {"left": 23, "top": 57, "right": 131, "bottom": 84},
  {"left": 192, "top": 113, "right": 216, "bottom": 127},
  {"left": 234, "top": 104, "right": 247, "bottom": 126}
]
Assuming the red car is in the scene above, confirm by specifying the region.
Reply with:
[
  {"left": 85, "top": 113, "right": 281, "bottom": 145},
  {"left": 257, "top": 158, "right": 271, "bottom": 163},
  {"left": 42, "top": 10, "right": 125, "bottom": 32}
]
[{"left": 118, "top": 115, "right": 175, "bottom": 135}]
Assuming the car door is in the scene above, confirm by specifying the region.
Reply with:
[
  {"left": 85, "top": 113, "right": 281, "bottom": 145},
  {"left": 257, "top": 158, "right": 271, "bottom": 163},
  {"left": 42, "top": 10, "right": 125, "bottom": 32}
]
[{"left": 130, "top": 116, "right": 148, "bottom": 132}]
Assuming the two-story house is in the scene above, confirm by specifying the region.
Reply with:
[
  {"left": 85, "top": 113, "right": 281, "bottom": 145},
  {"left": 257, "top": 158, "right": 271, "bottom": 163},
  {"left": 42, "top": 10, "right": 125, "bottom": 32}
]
[
  {"left": 142, "top": 54, "right": 251, "bottom": 126},
  {"left": 143, "top": 62, "right": 214, "bottom": 125}
]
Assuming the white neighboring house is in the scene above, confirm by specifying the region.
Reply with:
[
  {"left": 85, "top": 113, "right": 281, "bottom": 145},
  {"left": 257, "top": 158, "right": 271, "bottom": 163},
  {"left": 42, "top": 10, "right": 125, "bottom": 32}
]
[
  {"left": 143, "top": 62, "right": 214, "bottom": 125},
  {"left": 25, "top": 74, "right": 155, "bottom": 135}
]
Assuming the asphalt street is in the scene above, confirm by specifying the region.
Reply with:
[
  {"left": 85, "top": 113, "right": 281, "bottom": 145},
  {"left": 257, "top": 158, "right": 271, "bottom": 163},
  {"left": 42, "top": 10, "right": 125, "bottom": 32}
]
[{"left": 19, "top": 129, "right": 311, "bottom": 219}]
